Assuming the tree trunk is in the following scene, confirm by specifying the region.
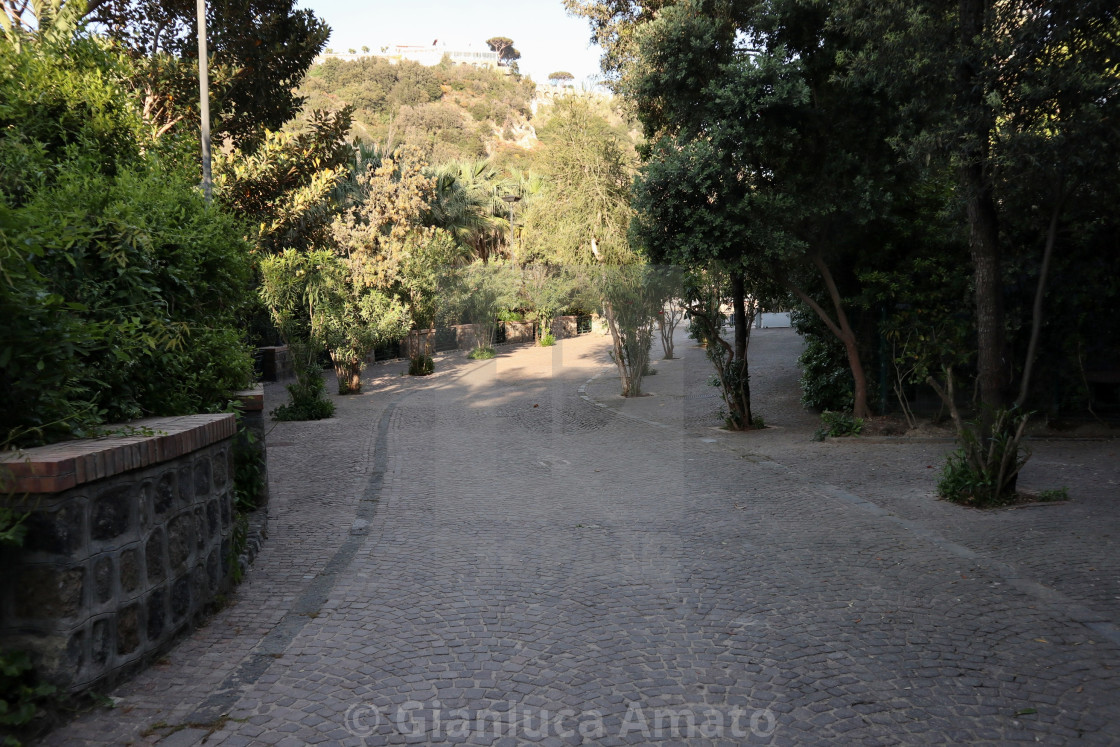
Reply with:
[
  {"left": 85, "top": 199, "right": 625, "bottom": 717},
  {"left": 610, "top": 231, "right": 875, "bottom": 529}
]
[
  {"left": 963, "top": 168, "right": 1006, "bottom": 419},
  {"left": 788, "top": 255, "right": 873, "bottom": 418},
  {"left": 842, "top": 334, "right": 869, "bottom": 419},
  {"left": 730, "top": 272, "right": 753, "bottom": 427},
  {"left": 332, "top": 356, "right": 363, "bottom": 394},
  {"left": 602, "top": 300, "right": 633, "bottom": 396},
  {"left": 958, "top": 0, "right": 1008, "bottom": 436},
  {"left": 346, "top": 363, "right": 362, "bottom": 394}
]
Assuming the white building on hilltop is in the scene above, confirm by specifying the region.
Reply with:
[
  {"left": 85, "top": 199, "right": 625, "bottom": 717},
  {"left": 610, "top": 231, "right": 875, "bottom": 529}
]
[{"left": 318, "top": 41, "right": 499, "bottom": 69}]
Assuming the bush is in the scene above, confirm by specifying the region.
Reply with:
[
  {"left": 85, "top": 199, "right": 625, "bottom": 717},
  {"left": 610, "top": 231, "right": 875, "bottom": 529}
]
[
  {"left": 0, "top": 38, "right": 253, "bottom": 447},
  {"left": 937, "top": 409, "right": 1030, "bottom": 507},
  {"left": 0, "top": 649, "right": 56, "bottom": 745},
  {"left": 409, "top": 355, "right": 434, "bottom": 376},
  {"left": 468, "top": 347, "right": 496, "bottom": 360},
  {"left": 798, "top": 336, "right": 854, "bottom": 412},
  {"left": 271, "top": 363, "right": 335, "bottom": 421},
  {"left": 813, "top": 410, "right": 864, "bottom": 440},
  {"left": 539, "top": 333, "right": 556, "bottom": 347}
]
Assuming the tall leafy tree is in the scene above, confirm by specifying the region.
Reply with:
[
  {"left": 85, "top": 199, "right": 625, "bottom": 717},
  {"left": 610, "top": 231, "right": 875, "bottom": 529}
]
[
  {"left": 626, "top": 1, "right": 908, "bottom": 419},
  {"left": 838, "top": 0, "right": 1120, "bottom": 428},
  {"left": 521, "top": 97, "right": 635, "bottom": 266},
  {"left": 215, "top": 107, "right": 354, "bottom": 255},
  {"left": 87, "top": 0, "right": 329, "bottom": 148},
  {"left": 331, "top": 148, "right": 467, "bottom": 377}
]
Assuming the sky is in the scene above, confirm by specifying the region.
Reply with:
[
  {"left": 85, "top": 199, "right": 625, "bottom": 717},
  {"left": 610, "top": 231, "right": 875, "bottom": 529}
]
[{"left": 297, "top": 0, "right": 606, "bottom": 88}]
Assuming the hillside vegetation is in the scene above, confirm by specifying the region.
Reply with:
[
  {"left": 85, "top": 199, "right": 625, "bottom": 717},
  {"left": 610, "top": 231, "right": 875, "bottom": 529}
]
[{"left": 295, "top": 56, "right": 538, "bottom": 162}]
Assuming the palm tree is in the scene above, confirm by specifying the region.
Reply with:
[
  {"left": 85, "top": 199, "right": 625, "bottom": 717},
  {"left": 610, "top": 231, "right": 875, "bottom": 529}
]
[
  {"left": 502, "top": 167, "right": 546, "bottom": 264},
  {"left": 426, "top": 159, "right": 509, "bottom": 262},
  {"left": 330, "top": 141, "right": 384, "bottom": 209}
]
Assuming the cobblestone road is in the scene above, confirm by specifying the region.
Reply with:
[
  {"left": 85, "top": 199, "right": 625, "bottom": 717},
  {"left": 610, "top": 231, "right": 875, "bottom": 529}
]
[{"left": 42, "top": 329, "right": 1120, "bottom": 745}]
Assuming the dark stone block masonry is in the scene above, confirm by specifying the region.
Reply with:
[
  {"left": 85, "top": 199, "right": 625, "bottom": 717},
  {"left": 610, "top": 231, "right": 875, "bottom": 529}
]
[{"left": 0, "top": 414, "right": 238, "bottom": 692}]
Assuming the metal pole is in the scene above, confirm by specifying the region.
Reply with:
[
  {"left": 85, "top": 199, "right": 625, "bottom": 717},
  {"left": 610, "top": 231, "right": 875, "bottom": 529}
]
[
  {"left": 501, "top": 194, "right": 520, "bottom": 256},
  {"left": 196, "top": 0, "right": 212, "bottom": 202}
]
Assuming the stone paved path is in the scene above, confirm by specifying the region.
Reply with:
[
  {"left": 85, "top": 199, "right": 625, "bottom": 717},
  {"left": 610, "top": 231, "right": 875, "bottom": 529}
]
[{"left": 41, "top": 328, "right": 1120, "bottom": 745}]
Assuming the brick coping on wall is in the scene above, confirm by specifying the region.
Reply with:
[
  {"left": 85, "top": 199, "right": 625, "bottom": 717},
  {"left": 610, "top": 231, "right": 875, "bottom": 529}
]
[
  {"left": 0, "top": 414, "right": 237, "bottom": 494},
  {"left": 234, "top": 385, "right": 265, "bottom": 412}
]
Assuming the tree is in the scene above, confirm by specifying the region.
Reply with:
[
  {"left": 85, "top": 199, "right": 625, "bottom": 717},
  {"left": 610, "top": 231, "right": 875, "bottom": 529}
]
[
  {"left": 330, "top": 147, "right": 466, "bottom": 378},
  {"left": 837, "top": 0, "right": 1120, "bottom": 501},
  {"left": 485, "top": 35, "right": 520, "bottom": 66},
  {"left": 657, "top": 294, "right": 683, "bottom": 359},
  {"left": 215, "top": 107, "right": 354, "bottom": 255},
  {"left": 519, "top": 265, "right": 576, "bottom": 345},
  {"left": 520, "top": 97, "right": 635, "bottom": 266},
  {"left": 85, "top": 0, "right": 329, "bottom": 148},
  {"left": 619, "top": 5, "right": 789, "bottom": 426},
  {"left": 548, "top": 71, "right": 575, "bottom": 86},
  {"left": 564, "top": 0, "right": 673, "bottom": 86},
  {"left": 625, "top": 0, "right": 912, "bottom": 420},
  {"left": 1, "top": 0, "right": 87, "bottom": 46},
  {"left": 598, "top": 264, "right": 680, "bottom": 396},
  {"left": 427, "top": 159, "right": 509, "bottom": 261},
  {"left": 682, "top": 268, "right": 761, "bottom": 429}
]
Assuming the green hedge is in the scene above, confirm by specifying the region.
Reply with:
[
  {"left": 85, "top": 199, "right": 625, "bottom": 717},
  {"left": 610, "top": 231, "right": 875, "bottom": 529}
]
[{"left": 0, "top": 38, "right": 253, "bottom": 447}]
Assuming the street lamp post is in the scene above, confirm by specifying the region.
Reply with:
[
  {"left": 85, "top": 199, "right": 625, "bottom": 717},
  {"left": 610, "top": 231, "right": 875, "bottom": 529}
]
[
  {"left": 501, "top": 194, "right": 521, "bottom": 256},
  {"left": 196, "top": 0, "right": 212, "bottom": 202}
]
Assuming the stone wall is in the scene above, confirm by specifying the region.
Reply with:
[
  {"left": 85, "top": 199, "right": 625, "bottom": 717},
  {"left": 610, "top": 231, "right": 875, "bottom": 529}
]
[
  {"left": 0, "top": 415, "right": 237, "bottom": 693},
  {"left": 501, "top": 321, "right": 536, "bottom": 344},
  {"left": 234, "top": 386, "right": 268, "bottom": 509},
  {"left": 258, "top": 345, "right": 293, "bottom": 381},
  {"left": 552, "top": 315, "right": 579, "bottom": 339}
]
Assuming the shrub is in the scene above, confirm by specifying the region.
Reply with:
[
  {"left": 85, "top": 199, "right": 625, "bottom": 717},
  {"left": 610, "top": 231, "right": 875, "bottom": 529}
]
[
  {"left": 539, "top": 333, "right": 556, "bottom": 347},
  {"left": 409, "top": 355, "right": 435, "bottom": 376},
  {"left": 937, "top": 408, "right": 1030, "bottom": 507},
  {"left": 272, "top": 360, "right": 335, "bottom": 421},
  {"left": 813, "top": 410, "right": 864, "bottom": 440},
  {"left": 0, "top": 38, "right": 253, "bottom": 447},
  {"left": 468, "top": 347, "right": 496, "bottom": 360},
  {"left": 798, "top": 336, "right": 854, "bottom": 412},
  {"left": 0, "top": 649, "right": 56, "bottom": 745}
]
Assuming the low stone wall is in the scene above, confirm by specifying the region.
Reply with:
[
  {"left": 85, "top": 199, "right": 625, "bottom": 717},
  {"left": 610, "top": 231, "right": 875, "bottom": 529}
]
[
  {"left": 258, "top": 345, "right": 293, "bottom": 381},
  {"left": 501, "top": 321, "right": 536, "bottom": 344},
  {"left": 446, "top": 323, "right": 483, "bottom": 351},
  {"left": 552, "top": 315, "right": 579, "bottom": 339},
  {"left": 234, "top": 386, "right": 268, "bottom": 509},
  {"left": 0, "top": 414, "right": 237, "bottom": 693}
]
